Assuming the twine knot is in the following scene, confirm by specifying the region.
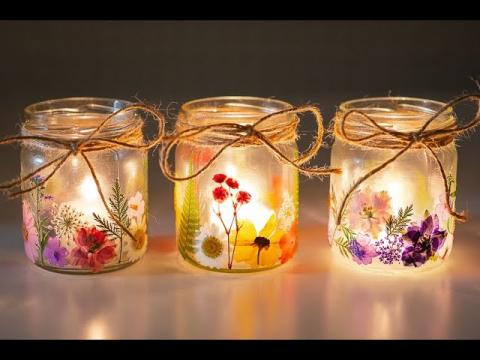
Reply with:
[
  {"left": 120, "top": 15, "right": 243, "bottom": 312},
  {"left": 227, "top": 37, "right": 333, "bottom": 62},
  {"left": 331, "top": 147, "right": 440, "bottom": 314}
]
[
  {"left": 159, "top": 105, "right": 340, "bottom": 182},
  {"left": 410, "top": 133, "right": 420, "bottom": 143},
  {"left": 70, "top": 141, "right": 80, "bottom": 155}
]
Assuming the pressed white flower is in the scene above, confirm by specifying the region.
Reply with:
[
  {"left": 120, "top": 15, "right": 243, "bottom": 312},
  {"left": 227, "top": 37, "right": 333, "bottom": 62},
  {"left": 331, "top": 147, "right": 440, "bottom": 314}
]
[
  {"left": 278, "top": 195, "right": 296, "bottom": 232},
  {"left": 127, "top": 191, "right": 145, "bottom": 224},
  {"left": 195, "top": 222, "right": 229, "bottom": 269},
  {"left": 51, "top": 203, "right": 87, "bottom": 248}
]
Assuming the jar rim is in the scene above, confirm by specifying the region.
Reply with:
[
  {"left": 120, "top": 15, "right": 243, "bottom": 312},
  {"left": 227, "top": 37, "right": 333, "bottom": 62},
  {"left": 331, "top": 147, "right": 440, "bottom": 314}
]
[
  {"left": 335, "top": 96, "right": 456, "bottom": 148},
  {"left": 24, "top": 97, "right": 133, "bottom": 118},
  {"left": 177, "top": 96, "right": 297, "bottom": 145},
  {"left": 339, "top": 96, "right": 453, "bottom": 118},
  {"left": 22, "top": 97, "right": 140, "bottom": 140},
  {"left": 180, "top": 96, "right": 293, "bottom": 120}
]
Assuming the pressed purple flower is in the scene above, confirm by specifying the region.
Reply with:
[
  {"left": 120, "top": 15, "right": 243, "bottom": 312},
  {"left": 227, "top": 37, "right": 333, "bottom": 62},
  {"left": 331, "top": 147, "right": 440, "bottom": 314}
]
[
  {"left": 375, "top": 235, "right": 404, "bottom": 265},
  {"left": 31, "top": 175, "right": 44, "bottom": 185},
  {"left": 43, "top": 237, "right": 68, "bottom": 267},
  {"left": 401, "top": 214, "right": 447, "bottom": 267},
  {"left": 348, "top": 233, "right": 377, "bottom": 265}
]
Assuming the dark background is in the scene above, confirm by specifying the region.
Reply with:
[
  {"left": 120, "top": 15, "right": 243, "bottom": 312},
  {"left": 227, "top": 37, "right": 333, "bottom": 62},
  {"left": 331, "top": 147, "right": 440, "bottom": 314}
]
[{"left": 1, "top": 20, "right": 479, "bottom": 239}]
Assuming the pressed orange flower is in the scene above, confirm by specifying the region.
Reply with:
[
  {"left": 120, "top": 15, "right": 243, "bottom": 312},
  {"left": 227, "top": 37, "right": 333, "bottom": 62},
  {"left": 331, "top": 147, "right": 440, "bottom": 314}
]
[
  {"left": 134, "top": 228, "right": 147, "bottom": 250},
  {"left": 279, "top": 222, "right": 297, "bottom": 264}
]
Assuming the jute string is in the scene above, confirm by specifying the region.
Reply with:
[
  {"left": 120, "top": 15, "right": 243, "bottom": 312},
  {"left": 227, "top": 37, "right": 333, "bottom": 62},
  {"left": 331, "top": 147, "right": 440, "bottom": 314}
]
[
  {"left": 0, "top": 103, "right": 339, "bottom": 242},
  {"left": 334, "top": 94, "right": 480, "bottom": 226},
  {"left": 160, "top": 105, "right": 341, "bottom": 182},
  {"left": 0, "top": 103, "right": 166, "bottom": 243}
]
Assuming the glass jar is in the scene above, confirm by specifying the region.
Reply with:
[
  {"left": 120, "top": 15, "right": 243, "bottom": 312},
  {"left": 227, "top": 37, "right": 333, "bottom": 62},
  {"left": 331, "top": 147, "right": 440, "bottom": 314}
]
[
  {"left": 173, "top": 96, "right": 299, "bottom": 272},
  {"left": 21, "top": 97, "right": 148, "bottom": 273},
  {"left": 328, "top": 97, "right": 458, "bottom": 273}
]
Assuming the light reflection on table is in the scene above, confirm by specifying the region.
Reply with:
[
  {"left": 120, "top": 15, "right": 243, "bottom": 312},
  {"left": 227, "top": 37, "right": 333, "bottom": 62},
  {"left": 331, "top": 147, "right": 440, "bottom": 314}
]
[{"left": 0, "top": 219, "right": 479, "bottom": 339}]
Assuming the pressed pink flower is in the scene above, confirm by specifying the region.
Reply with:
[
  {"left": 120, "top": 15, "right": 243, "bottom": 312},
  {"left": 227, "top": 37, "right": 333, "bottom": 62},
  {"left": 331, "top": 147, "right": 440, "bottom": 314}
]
[
  {"left": 22, "top": 201, "right": 39, "bottom": 262},
  {"left": 348, "top": 187, "right": 392, "bottom": 239},
  {"left": 212, "top": 174, "right": 227, "bottom": 183},
  {"left": 71, "top": 226, "right": 116, "bottom": 272},
  {"left": 236, "top": 191, "right": 252, "bottom": 205},
  {"left": 435, "top": 194, "right": 452, "bottom": 226},
  {"left": 225, "top": 178, "right": 239, "bottom": 189},
  {"left": 212, "top": 186, "right": 228, "bottom": 203}
]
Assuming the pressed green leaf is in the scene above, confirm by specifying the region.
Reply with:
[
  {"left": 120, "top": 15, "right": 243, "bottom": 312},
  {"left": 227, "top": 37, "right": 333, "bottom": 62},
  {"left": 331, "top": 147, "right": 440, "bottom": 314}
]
[
  {"left": 385, "top": 204, "right": 413, "bottom": 236},
  {"left": 177, "top": 169, "right": 200, "bottom": 261}
]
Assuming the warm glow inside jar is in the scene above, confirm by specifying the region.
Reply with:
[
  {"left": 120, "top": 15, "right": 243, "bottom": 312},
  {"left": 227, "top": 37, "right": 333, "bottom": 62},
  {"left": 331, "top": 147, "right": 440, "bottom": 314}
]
[
  {"left": 174, "top": 96, "right": 299, "bottom": 272},
  {"left": 328, "top": 97, "right": 458, "bottom": 273},
  {"left": 21, "top": 98, "right": 148, "bottom": 273}
]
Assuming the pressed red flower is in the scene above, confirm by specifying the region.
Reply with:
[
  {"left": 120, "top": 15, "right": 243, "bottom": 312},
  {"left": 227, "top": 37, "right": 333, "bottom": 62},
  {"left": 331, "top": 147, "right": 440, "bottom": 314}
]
[
  {"left": 236, "top": 191, "right": 251, "bottom": 204},
  {"left": 225, "top": 178, "right": 239, "bottom": 189},
  {"left": 212, "top": 186, "right": 229, "bottom": 202},
  {"left": 212, "top": 174, "right": 227, "bottom": 183},
  {"left": 71, "top": 226, "right": 116, "bottom": 272}
]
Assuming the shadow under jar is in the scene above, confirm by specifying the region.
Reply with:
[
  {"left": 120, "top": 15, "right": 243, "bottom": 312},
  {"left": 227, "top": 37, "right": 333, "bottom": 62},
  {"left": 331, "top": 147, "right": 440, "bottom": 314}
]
[
  {"left": 173, "top": 96, "right": 299, "bottom": 272},
  {"left": 21, "top": 98, "right": 148, "bottom": 274},
  {"left": 328, "top": 97, "right": 458, "bottom": 274}
]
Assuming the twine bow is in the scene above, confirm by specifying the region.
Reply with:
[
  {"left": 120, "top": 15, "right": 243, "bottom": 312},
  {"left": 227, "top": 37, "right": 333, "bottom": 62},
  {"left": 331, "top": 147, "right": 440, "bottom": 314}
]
[
  {"left": 160, "top": 105, "right": 341, "bottom": 182},
  {"left": 334, "top": 94, "right": 480, "bottom": 226},
  {"left": 0, "top": 103, "right": 166, "bottom": 243}
]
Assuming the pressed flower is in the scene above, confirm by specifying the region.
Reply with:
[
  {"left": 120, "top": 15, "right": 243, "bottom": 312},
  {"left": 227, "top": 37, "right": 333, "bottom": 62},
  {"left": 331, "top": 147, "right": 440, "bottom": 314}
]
[
  {"left": 31, "top": 174, "right": 44, "bottom": 185},
  {"left": 277, "top": 195, "right": 296, "bottom": 232},
  {"left": 348, "top": 233, "right": 378, "bottom": 265},
  {"left": 279, "top": 222, "right": 297, "bottom": 264},
  {"left": 51, "top": 203, "right": 87, "bottom": 248},
  {"left": 375, "top": 235, "right": 404, "bottom": 264},
  {"left": 195, "top": 223, "right": 229, "bottom": 268},
  {"left": 43, "top": 236, "right": 68, "bottom": 267},
  {"left": 236, "top": 191, "right": 251, "bottom": 205},
  {"left": 212, "top": 174, "right": 227, "bottom": 183},
  {"left": 225, "top": 177, "right": 239, "bottom": 189},
  {"left": 133, "top": 228, "right": 147, "bottom": 250},
  {"left": 127, "top": 191, "right": 145, "bottom": 223},
  {"left": 434, "top": 194, "right": 455, "bottom": 234},
  {"left": 212, "top": 186, "right": 228, "bottom": 203},
  {"left": 347, "top": 187, "right": 392, "bottom": 239},
  {"left": 71, "top": 226, "right": 116, "bottom": 272},
  {"left": 22, "top": 201, "right": 39, "bottom": 262},
  {"left": 401, "top": 213, "right": 447, "bottom": 267},
  {"left": 232, "top": 214, "right": 283, "bottom": 267}
]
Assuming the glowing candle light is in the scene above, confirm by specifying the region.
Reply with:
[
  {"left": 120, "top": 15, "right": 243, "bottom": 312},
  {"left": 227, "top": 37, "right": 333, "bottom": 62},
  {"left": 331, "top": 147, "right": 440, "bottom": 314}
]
[
  {"left": 329, "top": 97, "right": 458, "bottom": 273},
  {"left": 20, "top": 97, "right": 148, "bottom": 274},
  {"left": 173, "top": 96, "right": 299, "bottom": 272}
]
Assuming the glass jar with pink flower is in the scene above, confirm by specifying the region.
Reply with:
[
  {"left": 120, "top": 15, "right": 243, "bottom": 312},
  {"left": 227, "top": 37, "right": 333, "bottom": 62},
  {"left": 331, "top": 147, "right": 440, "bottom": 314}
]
[
  {"left": 173, "top": 96, "right": 299, "bottom": 272},
  {"left": 21, "top": 98, "right": 148, "bottom": 273},
  {"left": 328, "top": 97, "right": 458, "bottom": 273}
]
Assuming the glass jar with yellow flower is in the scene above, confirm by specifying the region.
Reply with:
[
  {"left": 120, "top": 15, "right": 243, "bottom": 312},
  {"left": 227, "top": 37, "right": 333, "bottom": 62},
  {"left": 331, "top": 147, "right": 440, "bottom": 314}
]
[{"left": 173, "top": 96, "right": 299, "bottom": 272}]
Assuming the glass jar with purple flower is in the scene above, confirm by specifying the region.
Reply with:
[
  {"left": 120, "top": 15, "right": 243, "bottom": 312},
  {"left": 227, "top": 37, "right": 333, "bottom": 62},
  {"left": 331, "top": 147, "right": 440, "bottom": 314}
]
[
  {"left": 21, "top": 98, "right": 148, "bottom": 273},
  {"left": 328, "top": 97, "right": 457, "bottom": 273}
]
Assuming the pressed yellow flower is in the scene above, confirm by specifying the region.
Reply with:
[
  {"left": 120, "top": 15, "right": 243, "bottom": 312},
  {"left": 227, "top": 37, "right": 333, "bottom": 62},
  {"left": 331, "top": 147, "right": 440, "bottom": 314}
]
[{"left": 232, "top": 214, "right": 284, "bottom": 268}]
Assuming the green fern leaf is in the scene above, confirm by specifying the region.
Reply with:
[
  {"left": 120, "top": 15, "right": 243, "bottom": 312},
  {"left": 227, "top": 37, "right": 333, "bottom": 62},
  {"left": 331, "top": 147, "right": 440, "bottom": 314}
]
[
  {"left": 177, "top": 176, "right": 200, "bottom": 260},
  {"left": 385, "top": 204, "right": 414, "bottom": 236},
  {"left": 93, "top": 213, "right": 121, "bottom": 240},
  {"left": 108, "top": 178, "right": 131, "bottom": 229}
]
